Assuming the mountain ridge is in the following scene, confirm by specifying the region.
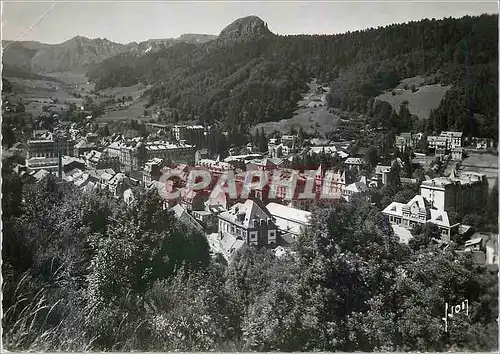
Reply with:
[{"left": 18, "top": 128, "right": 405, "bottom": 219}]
[{"left": 2, "top": 33, "right": 218, "bottom": 73}]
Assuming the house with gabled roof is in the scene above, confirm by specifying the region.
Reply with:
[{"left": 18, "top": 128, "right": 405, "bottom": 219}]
[
  {"left": 382, "top": 194, "right": 460, "bottom": 242},
  {"left": 217, "top": 198, "right": 279, "bottom": 247},
  {"left": 170, "top": 204, "right": 204, "bottom": 232},
  {"left": 343, "top": 181, "right": 369, "bottom": 202},
  {"left": 266, "top": 202, "right": 311, "bottom": 241}
]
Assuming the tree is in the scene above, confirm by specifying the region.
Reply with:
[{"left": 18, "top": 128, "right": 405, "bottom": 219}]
[
  {"left": 2, "top": 125, "right": 16, "bottom": 148},
  {"left": 16, "top": 102, "right": 25, "bottom": 113},
  {"left": 101, "top": 124, "right": 110, "bottom": 137},
  {"left": 172, "top": 110, "right": 180, "bottom": 123},
  {"left": 486, "top": 182, "right": 498, "bottom": 226},
  {"left": 398, "top": 103, "right": 412, "bottom": 131},
  {"left": 298, "top": 126, "right": 305, "bottom": 140},
  {"left": 258, "top": 128, "right": 267, "bottom": 152},
  {"left": 294, "top": 199, "right": 404, "bottom": 351},
  {"left": 365, "top": 146, "right": 378, "bottom": 170},
  {"left": 159, "top": 110, "right": 167, "bottom": 122}
]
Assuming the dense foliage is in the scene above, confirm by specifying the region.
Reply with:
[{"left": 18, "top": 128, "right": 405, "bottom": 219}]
[
  {"left": 87, "top": 15, "right": 498, "bottom": 140},
  {"left": 2, "top": 159, "right": 497, "bottom": 351}
]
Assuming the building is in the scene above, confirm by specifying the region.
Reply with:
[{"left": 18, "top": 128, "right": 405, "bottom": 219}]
[
  {"left": 427, "top": 131, "right": 463, "bottom": 158},
  {"left": 107, "top": 139, "right": 195, "bottom": 172},
  {"left": 266, "top": 202, "right": 311, "bottom": 240},
  {"left": 27, "top": 139, "right": 56, "bottom": 158},
  {"left": 224, "top": 154, "right": 263, "bottom": 163},
  {"left": 471, "top": 137, "right": 494, "bottom": 150},
  {"left": 395, "top": 132, "right": 423, "bottom": 152},
  {"left": 207, "top": 231, "right": 246, "bottom": 262},
  {"left": 374, "top": 165, "right": 392, "bottom": 186},
  {"left": 344, "top": 157, "right": 365, "bottom": 171},
  {"left": 280, "top": 135, "right": 298, "bottom": 156},
  {"left": 451, "top": 148, "right": 463, "bottom": 161},
  {"left": 442, "top": 131, "right": 463, "bottom": 149},
  {"left": 192, "top": 209, "right": 217, "bottom": 230},
  {"left": 145, "top": 140, "right": 195, "bottom": 165},
  {"left": 382, "top": 195, "right": 460, "bottom": 242},
  {"left": 171, "top": 125, "right": 212, "bottom": 148},
  {"left": 391, "top": 224, "right": 414, "bottom": 244},
  {"left": 143, "top": 158, "right": 164, "bottom": 185},
  {"left": 74, "top": 139, "right": 97, "bottom": 157},
  {"left": 84, "top": 150, "right": 120, "bottom": 170},
  {"left": 395, "top": 133, "right": 412, "bottom": 152},
  {"left": 246, "top": 158, "right": 280, "bottom": 172},
  {"left": 217, "top": 199, "right": 279, "bottom": 247},
  {"left": 427, "top": 135, "right": 448, "bottom": 156},
  {"left": 26, "top": 157, "right": 59, "bottom": 172},
  {"left": 198, "top": 159, "right": 233, "bottom": 174},
  {"left": 458, "top": 233, "right": 498, "bottom": 266},
  {"left": 26, "top": 155, "right": 85, "bottom": 174},
  {"left": 170, "top": 204, "right": 204, "bottom": 232},
  {"left": 32, "top": 129, "right": 51, "bottom": 139},
  {"left": 85, "top": 132, "right": 99, "bottom": 143},
  {"left": 181, "top": 189, "right": 208, "bottom": 212},
  {"left": 118, "top": 141, "right": 147, "bottom": 172},
  {"left": 420, "top": 170, "right": 488, "bottom": 213},
  {"left": 315, "top": 166, "right": 353, "bottom": 197},
  {"left": 107, "top": 173, "right": 132, "bottom": 198},
  {"left": 194, "top": 149, "right": 211, "bottom": 165},
  {"left": 145, "top": 122, "right": 169, "bottom": 134},
  {"left": 268, "top": 138, "right": 283, "bottom": 158},
  {"left": 27, "top": 134, "right": 74, "bottom": 159}
]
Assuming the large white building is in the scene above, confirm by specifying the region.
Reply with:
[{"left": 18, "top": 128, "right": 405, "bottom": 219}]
[
  {"left": 420, "top": 170, "right": 488, "bottom": 213},
  {"left": 105, "top": 139, "right": 195, "bottom": 172}
]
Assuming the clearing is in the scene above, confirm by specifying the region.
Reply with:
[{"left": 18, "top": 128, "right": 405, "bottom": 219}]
[
  {"left": 3, "top": 76, "right": 83, "bottom": 115},
  {"left": 252, "top": 79, "right": 339, "bottom": 136},
  {"left": 95, "top": 98, "right": 149, "bottom": 123},
  {"left": 98, "top": 83, "right": 150, "bottom": 100},
  {"left": 376, "top": 76, "right": 451, "bottom": 119}
]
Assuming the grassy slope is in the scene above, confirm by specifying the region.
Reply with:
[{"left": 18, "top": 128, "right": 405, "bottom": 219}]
[
  {"left": 253, "top": 79, "right": 340, "bottom": 136},
  {"left": 375, "top": 76, "right": 451, "bottom": 119}
]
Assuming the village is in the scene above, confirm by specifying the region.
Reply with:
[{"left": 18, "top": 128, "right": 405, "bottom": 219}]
[{"left": 5, "top": 107, "right": 498, "bottom": 266}]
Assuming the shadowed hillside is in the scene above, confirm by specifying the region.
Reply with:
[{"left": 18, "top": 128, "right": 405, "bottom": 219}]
[{"left": 86, "top": 14, "right": 498, "bottom": 140}]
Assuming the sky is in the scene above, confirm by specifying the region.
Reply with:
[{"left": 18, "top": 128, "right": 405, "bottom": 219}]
[{"left": 2, "top": 0, "right": 498, "bottom": 44}]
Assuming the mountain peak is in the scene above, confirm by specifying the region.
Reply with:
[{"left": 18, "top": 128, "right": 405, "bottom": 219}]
[
  {"left": 70, "top": 35, "right": 88, "bottom": 41},
  {"left": 219, "top": 16, "right": 273, "bottom": 41}
]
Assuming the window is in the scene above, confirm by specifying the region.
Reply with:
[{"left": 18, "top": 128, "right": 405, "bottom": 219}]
[
  {"left": 268, "top": 230, "right": 276, "bottom": 245},
  {"left": 249, "top": 231, "right": 258, "bottom": 246}
]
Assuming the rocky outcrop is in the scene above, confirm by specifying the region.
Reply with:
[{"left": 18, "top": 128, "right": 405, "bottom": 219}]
[{"left": 218, "top": 16, "right": 273, "bottom": 42}]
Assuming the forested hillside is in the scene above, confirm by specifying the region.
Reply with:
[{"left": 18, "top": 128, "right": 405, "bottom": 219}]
[{"left": 87, "top": 14, "right": 498, "bottom": 139}]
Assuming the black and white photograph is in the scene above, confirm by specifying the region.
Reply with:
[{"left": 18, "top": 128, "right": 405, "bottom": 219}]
[{"left": 1, "top": 0, "right": 498, "bottom": 352}]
